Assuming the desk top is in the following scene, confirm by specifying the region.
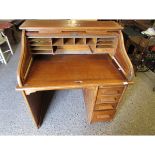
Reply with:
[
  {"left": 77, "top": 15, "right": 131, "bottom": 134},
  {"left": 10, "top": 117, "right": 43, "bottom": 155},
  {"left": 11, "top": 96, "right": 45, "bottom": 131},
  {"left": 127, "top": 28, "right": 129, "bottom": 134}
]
[
  {"left": 20, "top": 20, "right": 123, "bottom": 31},
  {"left": 21, "top": 54, "right": 125, "bottom": 90}
]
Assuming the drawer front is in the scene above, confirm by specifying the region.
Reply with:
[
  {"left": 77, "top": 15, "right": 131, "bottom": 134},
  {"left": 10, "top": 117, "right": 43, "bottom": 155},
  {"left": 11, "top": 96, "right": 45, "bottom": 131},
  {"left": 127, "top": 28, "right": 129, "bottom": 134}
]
[
  {"left": 91, "top": 110, "right": 116, "bottom": 122},
  {"left": 98, "top": 86, "right": 124, "bottom": 96},
  {"left": 94, "top": 103, "right": 117, "bottom": 111},
  {"left": 96, "top": 95, "right": 121, "bottom": 104}
]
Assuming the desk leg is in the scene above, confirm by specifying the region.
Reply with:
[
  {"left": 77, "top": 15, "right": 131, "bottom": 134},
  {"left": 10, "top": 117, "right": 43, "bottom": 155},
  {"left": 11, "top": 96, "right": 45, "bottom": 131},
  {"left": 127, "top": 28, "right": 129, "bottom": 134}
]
[
  {"left": 83, "top": 87, "right": 98, "bottom": 123},
  {"left": 22, "top": 90, "right": 53, "bottom": 128}
]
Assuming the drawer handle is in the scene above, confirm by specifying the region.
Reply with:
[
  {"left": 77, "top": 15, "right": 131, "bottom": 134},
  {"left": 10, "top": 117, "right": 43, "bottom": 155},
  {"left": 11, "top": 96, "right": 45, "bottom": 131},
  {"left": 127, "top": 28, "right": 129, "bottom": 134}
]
[{"left": 96, "top": 114, "right": 110, "bottom": 119}]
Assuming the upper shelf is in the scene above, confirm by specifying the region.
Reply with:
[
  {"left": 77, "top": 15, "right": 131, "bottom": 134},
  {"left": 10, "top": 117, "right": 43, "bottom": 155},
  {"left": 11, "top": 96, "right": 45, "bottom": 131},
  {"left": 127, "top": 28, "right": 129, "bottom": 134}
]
[{"left": 20, "top": 20, "right": 123, "bottom": 31}]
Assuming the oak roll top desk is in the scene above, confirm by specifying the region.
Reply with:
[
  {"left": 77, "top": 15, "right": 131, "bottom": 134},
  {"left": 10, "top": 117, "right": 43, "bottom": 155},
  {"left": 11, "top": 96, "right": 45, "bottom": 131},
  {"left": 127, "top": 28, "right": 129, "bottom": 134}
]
[{"left": 16, "top": 20, "right": 134, "bottom": 128}]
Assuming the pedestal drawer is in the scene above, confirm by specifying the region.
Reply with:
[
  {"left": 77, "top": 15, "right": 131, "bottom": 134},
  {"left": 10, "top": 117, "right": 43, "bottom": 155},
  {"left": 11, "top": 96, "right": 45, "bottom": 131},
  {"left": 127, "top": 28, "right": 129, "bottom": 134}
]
[
  {"left": 94, "top": 103, "right": 117, "bottom": 111},
  {"left": 98, "top": 86, "right": 124, "bottom": 96},
  {"left": 91, "top": 110, "right": 115, "bottom": 122},
  {"left": 96, "top": 95, "right": 121, "bottom": 104}
]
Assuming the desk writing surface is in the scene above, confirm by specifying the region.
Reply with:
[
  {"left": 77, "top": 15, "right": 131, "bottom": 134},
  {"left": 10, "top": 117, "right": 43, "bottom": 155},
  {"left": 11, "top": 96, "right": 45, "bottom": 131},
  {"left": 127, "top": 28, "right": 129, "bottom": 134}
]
[
  {"left": 24, "top": 54, "right": 125, "bottom": 89},
  {"left": 20, "top": 20, "right": 123, "bottom": 31}
]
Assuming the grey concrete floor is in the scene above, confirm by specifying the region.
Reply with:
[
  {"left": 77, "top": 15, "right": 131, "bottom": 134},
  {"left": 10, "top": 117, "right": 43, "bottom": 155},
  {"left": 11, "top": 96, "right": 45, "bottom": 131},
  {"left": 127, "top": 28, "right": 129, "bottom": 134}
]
[{"left": 0, "top": 43, "right": 155, "bottom": 135}]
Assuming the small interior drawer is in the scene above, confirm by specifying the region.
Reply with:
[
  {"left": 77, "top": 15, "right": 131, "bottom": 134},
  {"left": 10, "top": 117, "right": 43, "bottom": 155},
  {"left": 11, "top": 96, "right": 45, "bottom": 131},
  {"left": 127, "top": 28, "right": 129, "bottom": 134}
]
[
  {"left": 96, "top": 95, "right": 121, "bottom": 104},
  {"left": 94, "top": 103, "right": 117, "bottom": 111},
  {"left": 91, "top": 110, "right": 115, "bottom": 122},
  {"left": 98, "top": 86, "right": 124, "bottom": 96},
  {"left": 95, "top": 47, "right": 114, "bottom": 53}
]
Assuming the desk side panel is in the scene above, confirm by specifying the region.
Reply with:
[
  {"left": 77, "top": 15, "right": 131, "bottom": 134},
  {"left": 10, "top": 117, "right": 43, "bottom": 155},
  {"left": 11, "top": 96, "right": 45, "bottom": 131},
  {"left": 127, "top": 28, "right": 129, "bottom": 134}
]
[
  {"left": 114, "top": 31, "right": 134, "bottom": 81},
  {"left": 83, "top": 87, "right": 98, "bottom": 123},
  {"left": 17, "top": 30, "right": 32, "bottom": 86},
  {"left": 22, "top": 90, "right": 54, "bottom": 128}
]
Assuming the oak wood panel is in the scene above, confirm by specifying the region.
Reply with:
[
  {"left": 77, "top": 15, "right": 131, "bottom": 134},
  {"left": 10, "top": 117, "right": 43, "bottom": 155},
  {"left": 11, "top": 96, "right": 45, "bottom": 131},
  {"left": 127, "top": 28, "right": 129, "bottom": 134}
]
[
  {"left": 23, "top": 54, "right": 125, "bottom": 89},
  {"left": 83, "top": 87, "right": 98, "bottom": 123},
  {"left": 20, "top": 20, "right": 123, "bottom": 31},
  {"left": 95, "top": 47, "right": 115, "bottom": 54},
  {"left": 98, "top": 86, "right": 124, "bottom": 96},
  {"left": 114, "top": 31, "right": 134, "bottom": 81},
  {"left": 31, "top": 50, "right": 53, "bottom": 55},
  {"left": 22, "top": 91, "right": 43, "bottom": 128},
  {"left": 96, "top": 94, "right": 121, "bottom": 104},
  {"left": 94, "top": 103, "right": 116, "bottom": 110},
  {"left": 114, "top": 85, "right": 128, "bottom": 110},
  {"left": 91, "top": 110, "right": 116, "bottom": 123},
  {"left": 16, "top": 81, "right": 128, "bottom": 95},
  {"left": 30, "top": 42, "right": 52, "bottom": 46},
  {"left": 26, "top": 31, "right": 119, "bottom": 38},
  {"left": 64, "top": 38, "right": 75, "bottom": 45},
  {"left": 22, "top": 90, "right": 54, "bottom": 128},
  {"left": 55, "top": 45, "right": 90, "bottom": 50},
  {"left": 31, "top": 47, "right": 53, "bottom": 50},
  {"left": 17, "top": 30, "right": 32, "bottom": 86}
]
